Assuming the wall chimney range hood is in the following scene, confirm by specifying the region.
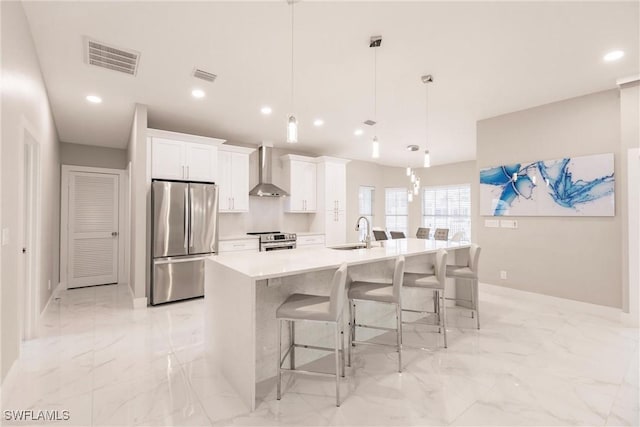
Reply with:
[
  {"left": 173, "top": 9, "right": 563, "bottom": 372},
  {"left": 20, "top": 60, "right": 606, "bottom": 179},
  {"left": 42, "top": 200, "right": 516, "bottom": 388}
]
[{"left": 249, "top": 145, "right": 289, "bottom": 197}]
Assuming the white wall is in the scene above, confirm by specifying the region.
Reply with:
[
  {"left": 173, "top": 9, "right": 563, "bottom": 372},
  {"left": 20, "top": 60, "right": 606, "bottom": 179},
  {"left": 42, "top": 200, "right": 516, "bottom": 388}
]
[
  {"left": 60, "top": 142, "right": 126, "bottom": 170},
  {"left": 126, "top": 104, "right": 148, "bottom": 303},
  {"left": 476, "top": 89, "right": 623, "bottom": 308},
  {"left": 1, "top": 1, "right": 60, "bottom": 382}
]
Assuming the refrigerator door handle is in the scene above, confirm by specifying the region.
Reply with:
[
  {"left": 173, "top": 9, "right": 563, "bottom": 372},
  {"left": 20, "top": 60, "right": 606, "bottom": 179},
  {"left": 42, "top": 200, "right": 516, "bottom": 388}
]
[
  {"left": 189, "top": 187, "right": 195, "bottom": 248},
  {"left": 184, "top": 187, "right": 189, "bottom": 248}
]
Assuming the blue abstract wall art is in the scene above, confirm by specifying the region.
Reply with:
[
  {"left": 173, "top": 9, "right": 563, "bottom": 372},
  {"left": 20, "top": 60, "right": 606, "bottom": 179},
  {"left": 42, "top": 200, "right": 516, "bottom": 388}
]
[{"left": 480, "top": 153, "right": 615, "bottom": 216}]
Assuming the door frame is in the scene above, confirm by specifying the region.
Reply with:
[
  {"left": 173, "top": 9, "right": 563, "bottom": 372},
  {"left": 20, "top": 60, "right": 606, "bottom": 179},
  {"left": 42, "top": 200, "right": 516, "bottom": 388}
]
[
  {"left": 19, "top": 118, "right": 42, "bottom": 340},
  {"left": 60, "top": 165, "right": 127, "bottom": 289}
]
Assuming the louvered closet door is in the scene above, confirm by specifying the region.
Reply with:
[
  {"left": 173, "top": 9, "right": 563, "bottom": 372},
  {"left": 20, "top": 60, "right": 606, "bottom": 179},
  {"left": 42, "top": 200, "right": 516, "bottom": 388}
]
[{"left": 68, "top": 172, "right": 119, "bottom": 288}]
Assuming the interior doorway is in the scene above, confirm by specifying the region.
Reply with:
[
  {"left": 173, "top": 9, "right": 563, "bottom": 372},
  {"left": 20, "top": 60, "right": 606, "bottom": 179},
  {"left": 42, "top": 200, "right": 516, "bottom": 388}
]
[
  {"left": 21, "top": 128, "right": 40, "bottom": 340},
  {"left": 61, "top": 166, "right": 126, "bottom": 289}
]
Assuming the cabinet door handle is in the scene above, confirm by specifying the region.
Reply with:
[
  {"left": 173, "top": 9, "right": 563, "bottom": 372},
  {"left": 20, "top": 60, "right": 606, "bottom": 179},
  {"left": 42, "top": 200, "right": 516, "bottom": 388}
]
[
  {"left": 232, "top": 197, "right": 235, "bottom": 210},
  {"left": 186, "top": 166, "right": 190, "bottom": 179},
  {"left": 182, "top": 166, "right": 185, "bottom": 179}
]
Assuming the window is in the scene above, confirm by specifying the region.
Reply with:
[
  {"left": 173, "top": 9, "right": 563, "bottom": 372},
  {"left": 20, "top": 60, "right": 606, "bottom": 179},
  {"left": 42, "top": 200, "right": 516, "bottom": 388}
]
[
  {"left": 385, "top": 188, "right": 408, "bottom": 235},
  {"left": 358, "top": 186, "right": 375, "bottom": 241},
  {"left": 422, "top": 184, "right": 471, "bottom": 240}
]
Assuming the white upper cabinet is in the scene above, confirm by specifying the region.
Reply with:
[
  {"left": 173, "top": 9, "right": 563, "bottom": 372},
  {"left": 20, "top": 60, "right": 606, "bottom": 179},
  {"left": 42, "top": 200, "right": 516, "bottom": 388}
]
[
  {"left": 310, "top": 157, "right": 350, "bottom": 246},
  {"left": 281, "top": 155, "right": 317, "bottom": 213},
  {"left": 151, "top": 138, "right": 185, "bottom": 180},
  {"left": 184, "top": 143, "right": 217, "bottom": 182},
  {"left": 218, "top": 146, "right": 254, "bottom": 213},
  {"left": 149, "top": 130, "right": 225, "bottom": 183},
  {"left": 324, "top": 161, "right": 347, "bottom": 212}
]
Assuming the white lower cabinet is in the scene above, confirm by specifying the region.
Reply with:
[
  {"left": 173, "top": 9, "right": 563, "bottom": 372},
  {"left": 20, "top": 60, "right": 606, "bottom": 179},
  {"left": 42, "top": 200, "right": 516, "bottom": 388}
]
[
  {"left": 218, "top": 239, "right": 259, "bottom": 253},
  {"left": 296, "top": 234, "right": 326, "bottom": 248}
]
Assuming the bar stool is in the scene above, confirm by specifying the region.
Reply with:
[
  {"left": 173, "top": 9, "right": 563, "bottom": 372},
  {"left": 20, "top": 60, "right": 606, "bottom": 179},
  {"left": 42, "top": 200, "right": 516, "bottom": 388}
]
[
  {"left": 390, "top": 231, "right": 406, "bottom": 239},
  {"left": 434, "top": 228, "right": 449, "bottom": 241},
  {"left": 416, "top": 227, "right": 430, "bottom": 239},
  {"left": 445, "top": 244, "right": 481, "bottom": 329},
  {"left": 372, "top": 229, "right": 389, "bottom": 241},
  {"left": 402, "top": 249, "right": 449, "bottom": 348},
  {"left": 347, "top": 256, "right": 405, "bottom": 372},
  {"left": 276, "top": 263, "right": 348, "bottom": 407}
]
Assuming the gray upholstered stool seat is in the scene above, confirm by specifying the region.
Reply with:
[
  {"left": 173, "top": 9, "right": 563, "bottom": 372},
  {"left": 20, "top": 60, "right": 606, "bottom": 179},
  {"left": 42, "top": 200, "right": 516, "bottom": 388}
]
[
  {"left": 276, "top": 294, "right": 335, "bottom": 322},
  {"left": 403, "top": 270, "right": 435, "bottom": 286},
  {"left": 445, "top": 265, "right": 475, "bottom": 279},
  {"left": 412, "top": 275, "right": 443, "bottom": 289},
  {"left": 348, "top": 281, "right": 394, "bottom": 303}
]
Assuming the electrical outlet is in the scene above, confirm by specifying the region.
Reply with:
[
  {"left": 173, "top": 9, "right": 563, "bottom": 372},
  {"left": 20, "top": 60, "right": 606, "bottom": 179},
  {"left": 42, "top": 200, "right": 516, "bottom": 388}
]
[
  {"left": 1, "top": 228, "right": 9, "bottom": 246},
  {"left": 48, "top": 280, "right": 51, "bottom": 290},
  {"left": 500, "top": 270, "right": 507, "bottom": 280}
]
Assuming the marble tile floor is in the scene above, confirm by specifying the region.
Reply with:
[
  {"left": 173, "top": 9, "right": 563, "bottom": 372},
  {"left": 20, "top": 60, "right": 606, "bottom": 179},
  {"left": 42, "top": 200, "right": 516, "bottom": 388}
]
[{"left": 0, "top": 282, "right": 637, "bottom": 426}]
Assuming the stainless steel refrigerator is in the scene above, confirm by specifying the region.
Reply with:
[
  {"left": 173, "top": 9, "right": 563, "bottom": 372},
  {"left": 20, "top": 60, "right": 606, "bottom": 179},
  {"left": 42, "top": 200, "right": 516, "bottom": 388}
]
[{"left": 151, "top": 180, "right": 219, "bottom": 305}]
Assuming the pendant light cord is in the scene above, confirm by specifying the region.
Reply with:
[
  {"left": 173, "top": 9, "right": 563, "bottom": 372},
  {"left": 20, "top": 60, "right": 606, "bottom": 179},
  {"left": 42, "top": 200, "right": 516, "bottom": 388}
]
[
  {"left": 290, "top": 1, "right": 295, "bottom": 112},
  {"left": 374, "top": 46, "right": 377, "bottom": 124}
]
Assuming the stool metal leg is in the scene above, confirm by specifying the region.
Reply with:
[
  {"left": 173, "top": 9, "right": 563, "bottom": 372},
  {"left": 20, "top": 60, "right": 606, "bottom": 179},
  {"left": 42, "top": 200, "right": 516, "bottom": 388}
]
[
  {"left": 277, "top": 319, "right": 282, "bottom": 400},
  {"left": 340, "top": 327, "right": 345, "bottom": 377},
  {"left": 395, "top": 303, "right": 403, "bottom": 373},
  {"left": 474, "top": 279, "right": 480, "bottom": 329},
  {"left": 334, "top": 323, "right": 341, "bottom": 407},
  {"left": 289, "top": 321, "right": 295, "bottom": 369},
  {"left": 440, "top": 291, "right": 448, "bottom": 348}
]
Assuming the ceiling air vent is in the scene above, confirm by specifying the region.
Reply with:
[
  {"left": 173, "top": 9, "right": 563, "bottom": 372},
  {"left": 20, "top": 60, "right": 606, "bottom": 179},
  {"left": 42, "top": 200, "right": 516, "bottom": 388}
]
[
  {"left": 363, "top": 119, "right": 377, "bottom": 126},
  {"left": 85, "top": 38, "right": 140, "bottom": 76},
  {"left": 193, "top": 68, "right": 217, "bottom": 83}
]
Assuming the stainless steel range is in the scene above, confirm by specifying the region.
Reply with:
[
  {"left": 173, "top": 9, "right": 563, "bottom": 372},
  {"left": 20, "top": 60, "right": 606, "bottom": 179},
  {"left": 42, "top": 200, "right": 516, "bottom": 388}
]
[{"left": 247, "top": 231, "right": 297, "bottom": 251}]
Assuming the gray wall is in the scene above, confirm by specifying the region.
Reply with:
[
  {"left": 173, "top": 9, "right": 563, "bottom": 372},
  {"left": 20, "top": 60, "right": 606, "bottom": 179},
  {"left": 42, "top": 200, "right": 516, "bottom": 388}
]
[
  {"left": 1, "top": 1, "right": 61, "bottom": 382},
  {"left": 476, "top": 89, "right": 623, "bottom": 308},
  {"left": 345, "top": 159, "right": 476, "bottom": 243},
  {"left": 60, "top": 142, "right": 127, "bottom": 170}
]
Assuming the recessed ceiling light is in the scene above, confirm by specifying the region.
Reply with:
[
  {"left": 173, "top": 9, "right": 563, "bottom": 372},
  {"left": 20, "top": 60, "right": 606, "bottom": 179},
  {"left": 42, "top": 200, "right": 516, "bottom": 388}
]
[
  {"left": 603, "top": 50, "right": 624, "bottom": 62},
  {"left": 261, "top": 106, "right": 272, "bottom": 115},
  {"left": 191, "top": 89, "right": 205, "bottom": 98},
  {"left": 86, "top": 95, "right": 102, "bottom": 104},
  {"left": 313, "top": 119, "right": 324, "bottom": 127},
  {"left": 354, "top": 129, "right": 364, "bottom": 136}
]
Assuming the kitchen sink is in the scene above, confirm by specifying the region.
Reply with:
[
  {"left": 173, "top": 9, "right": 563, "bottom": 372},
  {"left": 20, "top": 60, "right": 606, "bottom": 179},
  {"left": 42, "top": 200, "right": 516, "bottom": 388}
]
[{"left": 329, "top": 243, "right": 368, "bottom": 250}]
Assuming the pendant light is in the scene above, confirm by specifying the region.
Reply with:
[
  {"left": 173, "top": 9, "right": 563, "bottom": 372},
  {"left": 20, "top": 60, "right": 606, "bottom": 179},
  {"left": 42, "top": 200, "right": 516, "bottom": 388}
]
[
  {"left": 421, "top": 75, "right": 433, "bottom": 167},
  {"left": 406, "top": 167, "right": 411, "bottom": 176},
  {"left": 286, "top": 0, "right": 298, "bottom": 143},
  {"left": 370, "top": 36, "right": 382, "bottom": 158}
]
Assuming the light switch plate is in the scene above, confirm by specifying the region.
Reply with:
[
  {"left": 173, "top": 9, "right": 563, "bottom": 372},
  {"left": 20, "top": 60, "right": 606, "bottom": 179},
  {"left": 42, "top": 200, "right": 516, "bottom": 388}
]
[
  {"left": 484, "top": 219, "right": 500, "bottom": 228},
  {"left": 500, "top": 220, "right": 518, "bottom": 229},
  {"left": 1, "top": 228, "right": 9, "bottom": 246}
]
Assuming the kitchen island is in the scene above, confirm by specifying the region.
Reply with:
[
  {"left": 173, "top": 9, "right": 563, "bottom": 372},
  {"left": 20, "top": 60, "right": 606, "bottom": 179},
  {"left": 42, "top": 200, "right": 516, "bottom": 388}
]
[{"left": 204, "top": 238, "right": 471, "bottom": 410}]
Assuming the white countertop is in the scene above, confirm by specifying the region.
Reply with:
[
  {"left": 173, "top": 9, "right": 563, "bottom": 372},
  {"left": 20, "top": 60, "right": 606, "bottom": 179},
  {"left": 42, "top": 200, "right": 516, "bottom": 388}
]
[
  {"left": 208, "top": 238, "right": 470, "bottom": 280},
  {"left": 294, "top": 231, "right": 325, "bottom": 236}
]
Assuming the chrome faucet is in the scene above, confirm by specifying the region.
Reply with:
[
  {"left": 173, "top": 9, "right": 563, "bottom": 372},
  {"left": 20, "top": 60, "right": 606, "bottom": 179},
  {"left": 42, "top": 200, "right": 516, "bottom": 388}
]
[{"left": 355, "top": 216, "right": 372, "bottom": 249}]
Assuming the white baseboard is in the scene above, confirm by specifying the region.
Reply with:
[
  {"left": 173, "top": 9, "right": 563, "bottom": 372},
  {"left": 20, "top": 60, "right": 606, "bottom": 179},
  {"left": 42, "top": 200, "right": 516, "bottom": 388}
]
[
  {"left": 1, "top": 356, "right": 19, "bottom": 389},
  {"left": 480, "top": 282, "right": 625, "bottom": 320},
  {"left": 620, "top": 311, "right": 639, "bottom": 327},
  {"left": 39, "top": 281, "right": 66, "bottom": 322},
  {"left": 133, "top": 297, "right": 148, "bottom": 309},
  {"left": 123, "top": 282, "right": 148, "bottom": 309}
]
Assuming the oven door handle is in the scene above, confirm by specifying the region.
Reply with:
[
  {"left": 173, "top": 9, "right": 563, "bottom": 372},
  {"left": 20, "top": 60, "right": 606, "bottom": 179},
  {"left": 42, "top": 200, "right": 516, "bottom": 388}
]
[{"left": 261, "top": 242, "right": 296, "bottom": 249}]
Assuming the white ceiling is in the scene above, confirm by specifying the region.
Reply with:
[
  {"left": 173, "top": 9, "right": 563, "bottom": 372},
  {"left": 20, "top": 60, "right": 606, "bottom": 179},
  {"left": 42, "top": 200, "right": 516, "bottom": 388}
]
[{"left": 22, "top": 1, "right": 639, "bottom": 167}]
